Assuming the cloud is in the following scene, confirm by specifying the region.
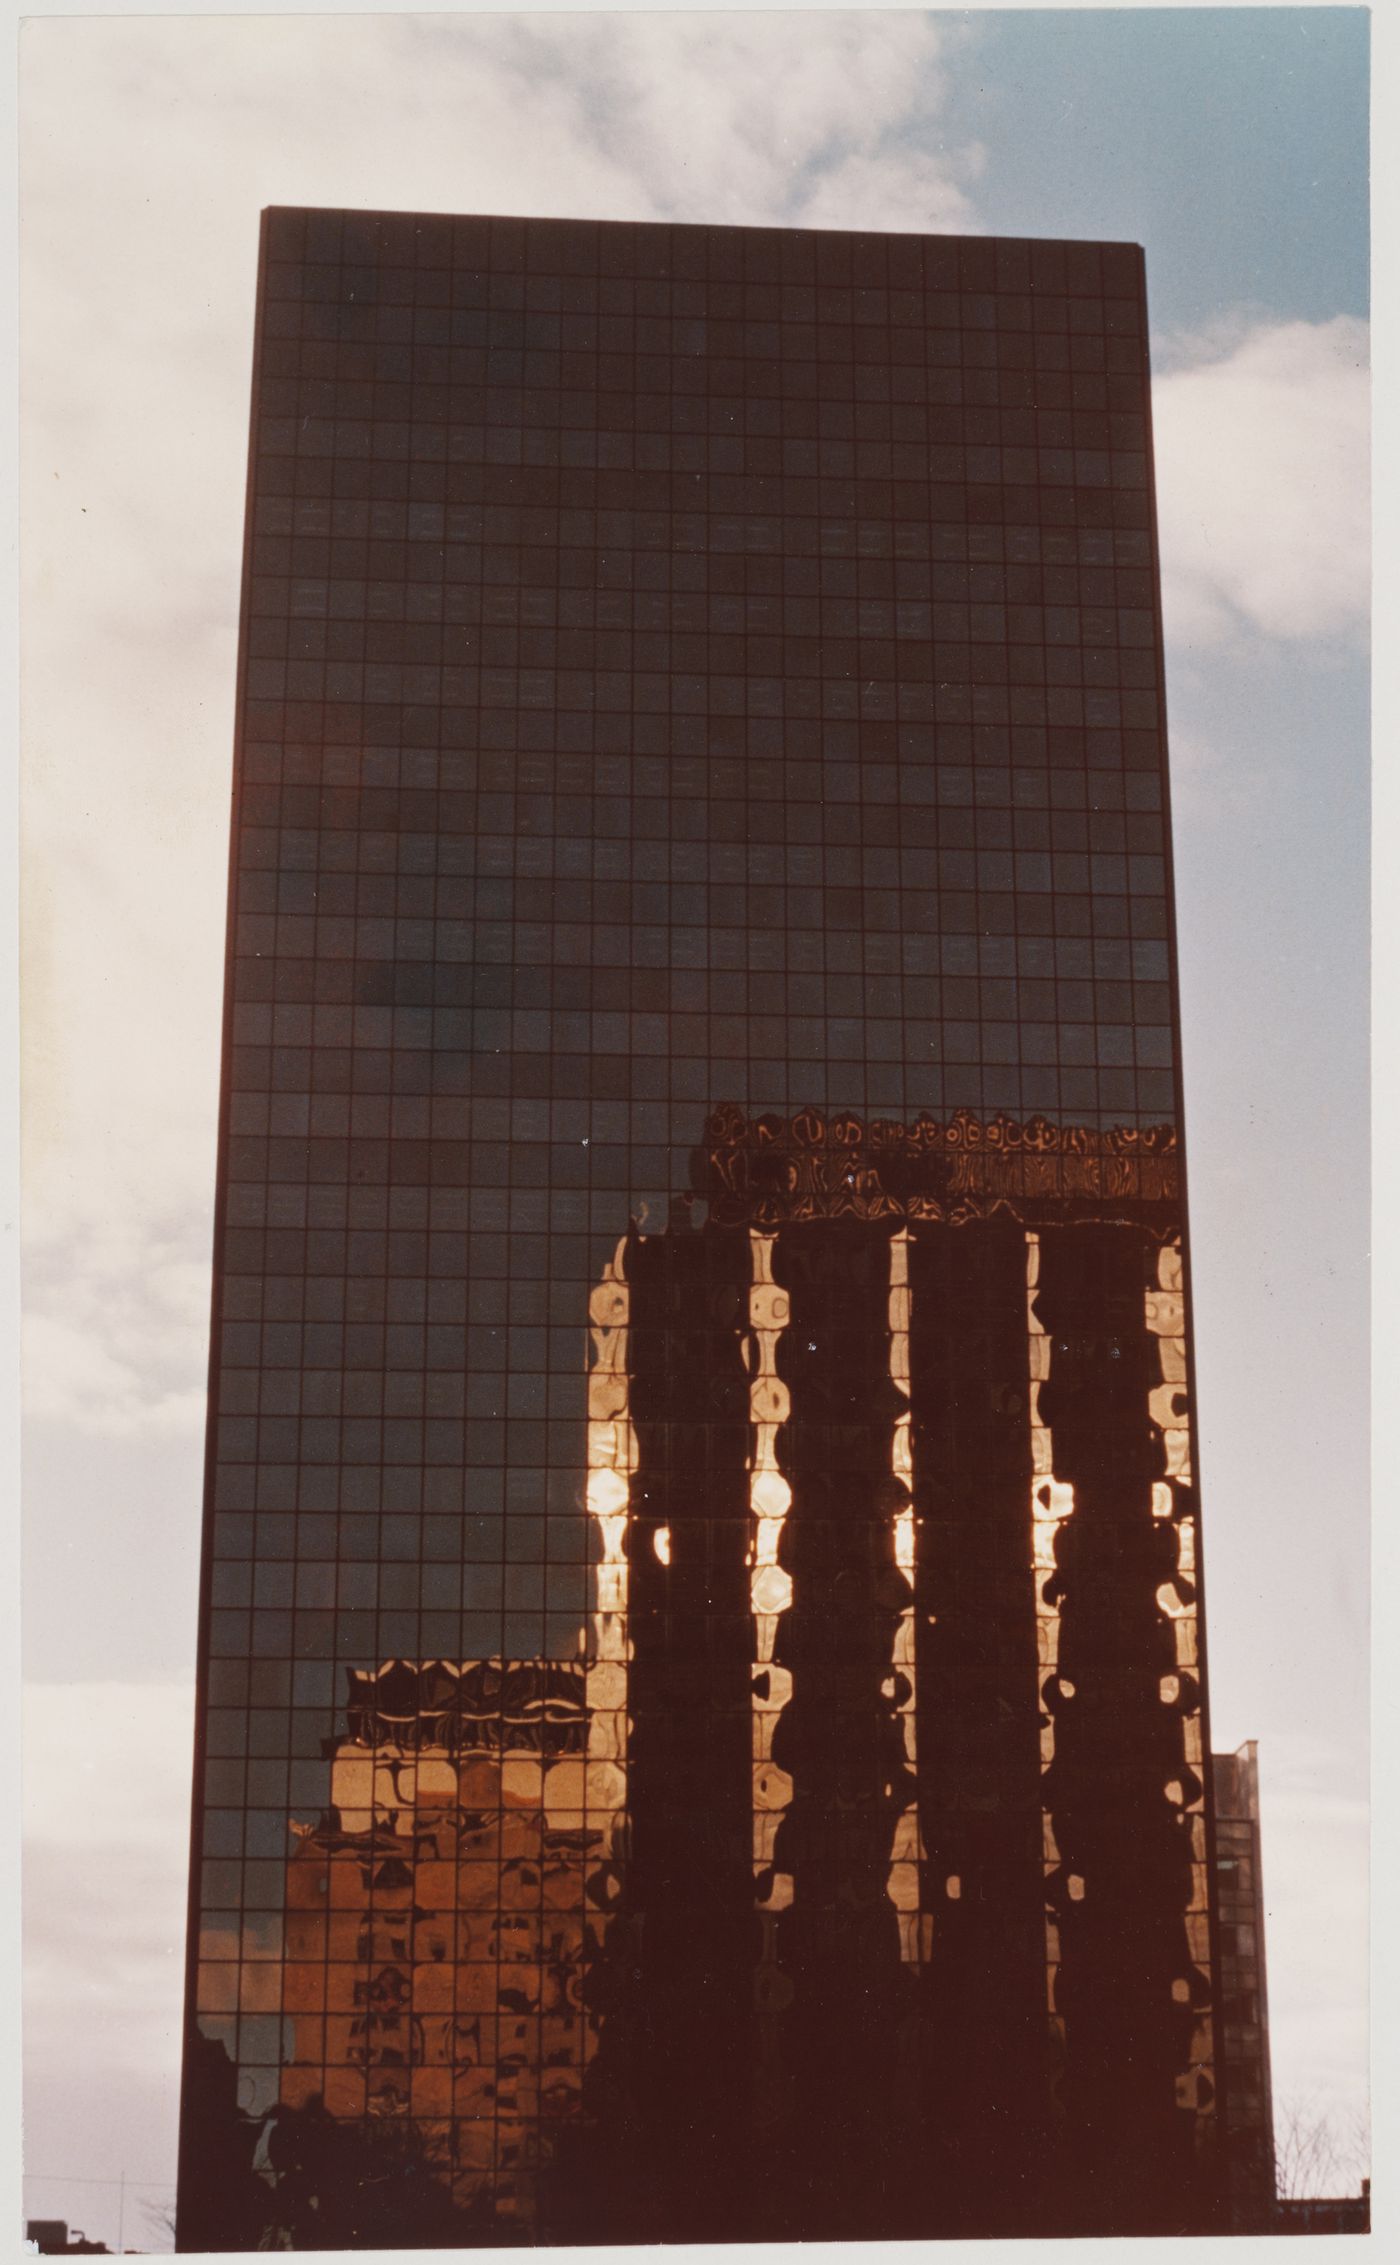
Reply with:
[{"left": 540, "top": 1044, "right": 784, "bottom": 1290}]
[
  {"left": 24, "top": 1198, "right": 212, "bottom": 1435},
  {"left": 798, "top": 142, "right": 983, "bottom": 237},
  {"left": 1152, "top": 315, "right": 1369, "bottom": 649},
  {"left": 24, "top": 1315, "right": 206, "bottom": 1442},
  {"left": 506, "top": 12, "right": 976, "bottom": 231}
]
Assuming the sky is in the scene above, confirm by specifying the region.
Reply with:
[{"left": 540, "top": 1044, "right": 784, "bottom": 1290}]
[{"left": 18, "top": 4, "right": 1371, "bottom": 2249}]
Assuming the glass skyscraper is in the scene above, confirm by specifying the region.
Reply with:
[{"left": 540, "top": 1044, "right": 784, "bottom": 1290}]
[{"left": 179, "top": 208, "right": 1224, "bottom": 2245}]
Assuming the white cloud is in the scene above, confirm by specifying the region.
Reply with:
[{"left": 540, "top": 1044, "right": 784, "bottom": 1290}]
[
  {"left": 508, "top": 12, "right": 973, "bottom": 231},
  {"left": 24, "top": 1314, "right": 206, "bottom": 1440},
  {"left": 798, "top": 142, "right": 982, "bottom": 237},
  {"left": 1153, "top": 315, "right": 1369, "bottom": 649},
  {"left": 24, "top": 1200, "right": 212, "bottom": 1434}
]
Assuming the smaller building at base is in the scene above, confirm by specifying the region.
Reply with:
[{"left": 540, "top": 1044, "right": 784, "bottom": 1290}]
[
  {"left": 1211, "top": 1741, "right": 1276, "bottom": 2232},
  {"left": 1274, "top": 2187, "right": 1370, "bottom": 2236}
]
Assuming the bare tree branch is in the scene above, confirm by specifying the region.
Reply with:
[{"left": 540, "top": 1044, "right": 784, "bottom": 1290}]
[{"left": 1274, "top": 2095, "right": 1371, "bottom": 2201}]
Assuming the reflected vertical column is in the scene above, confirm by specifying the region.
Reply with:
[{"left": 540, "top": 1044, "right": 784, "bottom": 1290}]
[
  {"left": 616, "top": 1221, "right": 758, "bottom": 2238},
  {"left": 748, "top": 1230, "right": 795, "bottom": 2067},
  {"left": 1031, "top": 1222, "right": 1211, "bottom": 2232},
  {"left": 884, "top": 1228, "right": 924, "bottom": 1962},
  {"left": 584, "top": 1239, "right": 633, "bottom": 1869},
  {"left": 903, "top": 1218, "right": 1046, "bottom": 2226},
  {"left": 765, "top": 1219, "right": 912, "bottom": 2234},
  {"left": 1026, "top": 1226, "right": 1073, "bottom": 2100},
  {"left": 1146, "top": 1239, "right": 1215, "bottom": 2161}
]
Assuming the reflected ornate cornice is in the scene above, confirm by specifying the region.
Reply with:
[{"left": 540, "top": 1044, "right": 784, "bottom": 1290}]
[
  {"left": 337, "top": 1657, "right": 591, "bottom": 1755},
  {"left": 692, "top": 1105, "right": 1180, "bottom": 1231}
]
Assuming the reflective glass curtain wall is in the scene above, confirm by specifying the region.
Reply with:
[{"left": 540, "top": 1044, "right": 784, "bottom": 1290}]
[{"left": 178, "top": 209, "right": 1223, "bottom": 2246}]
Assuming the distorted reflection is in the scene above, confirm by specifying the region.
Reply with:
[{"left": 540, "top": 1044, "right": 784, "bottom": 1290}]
[
  {"left": 193, "top": 1109, "right": 1216, "bottom": 2244},
  {"left": 279, "top": 1661, "right": 616, "bottom": 2239}
]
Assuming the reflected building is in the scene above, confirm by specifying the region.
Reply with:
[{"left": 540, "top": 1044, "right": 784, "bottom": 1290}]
[
  {"left": 279, "top": 1661, "right": 612, "bottom": 2233},
  {"left": 180, "top": 208, "right": 1227, "bottom": 2244}
]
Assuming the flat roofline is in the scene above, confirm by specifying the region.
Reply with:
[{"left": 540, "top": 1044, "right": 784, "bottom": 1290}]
[{"left": 258, "top": 200, "right": 1145, "bottom": 257}]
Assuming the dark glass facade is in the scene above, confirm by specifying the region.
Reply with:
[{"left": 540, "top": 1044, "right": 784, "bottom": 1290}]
[{"left": 179, "top": 208, "right": 1223, "bottom": 2244}]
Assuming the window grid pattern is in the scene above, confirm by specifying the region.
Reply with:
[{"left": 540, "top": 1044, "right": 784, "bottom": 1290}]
[{"left": 181, "top": 210, "right": 1214, "bottom": 2250}]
